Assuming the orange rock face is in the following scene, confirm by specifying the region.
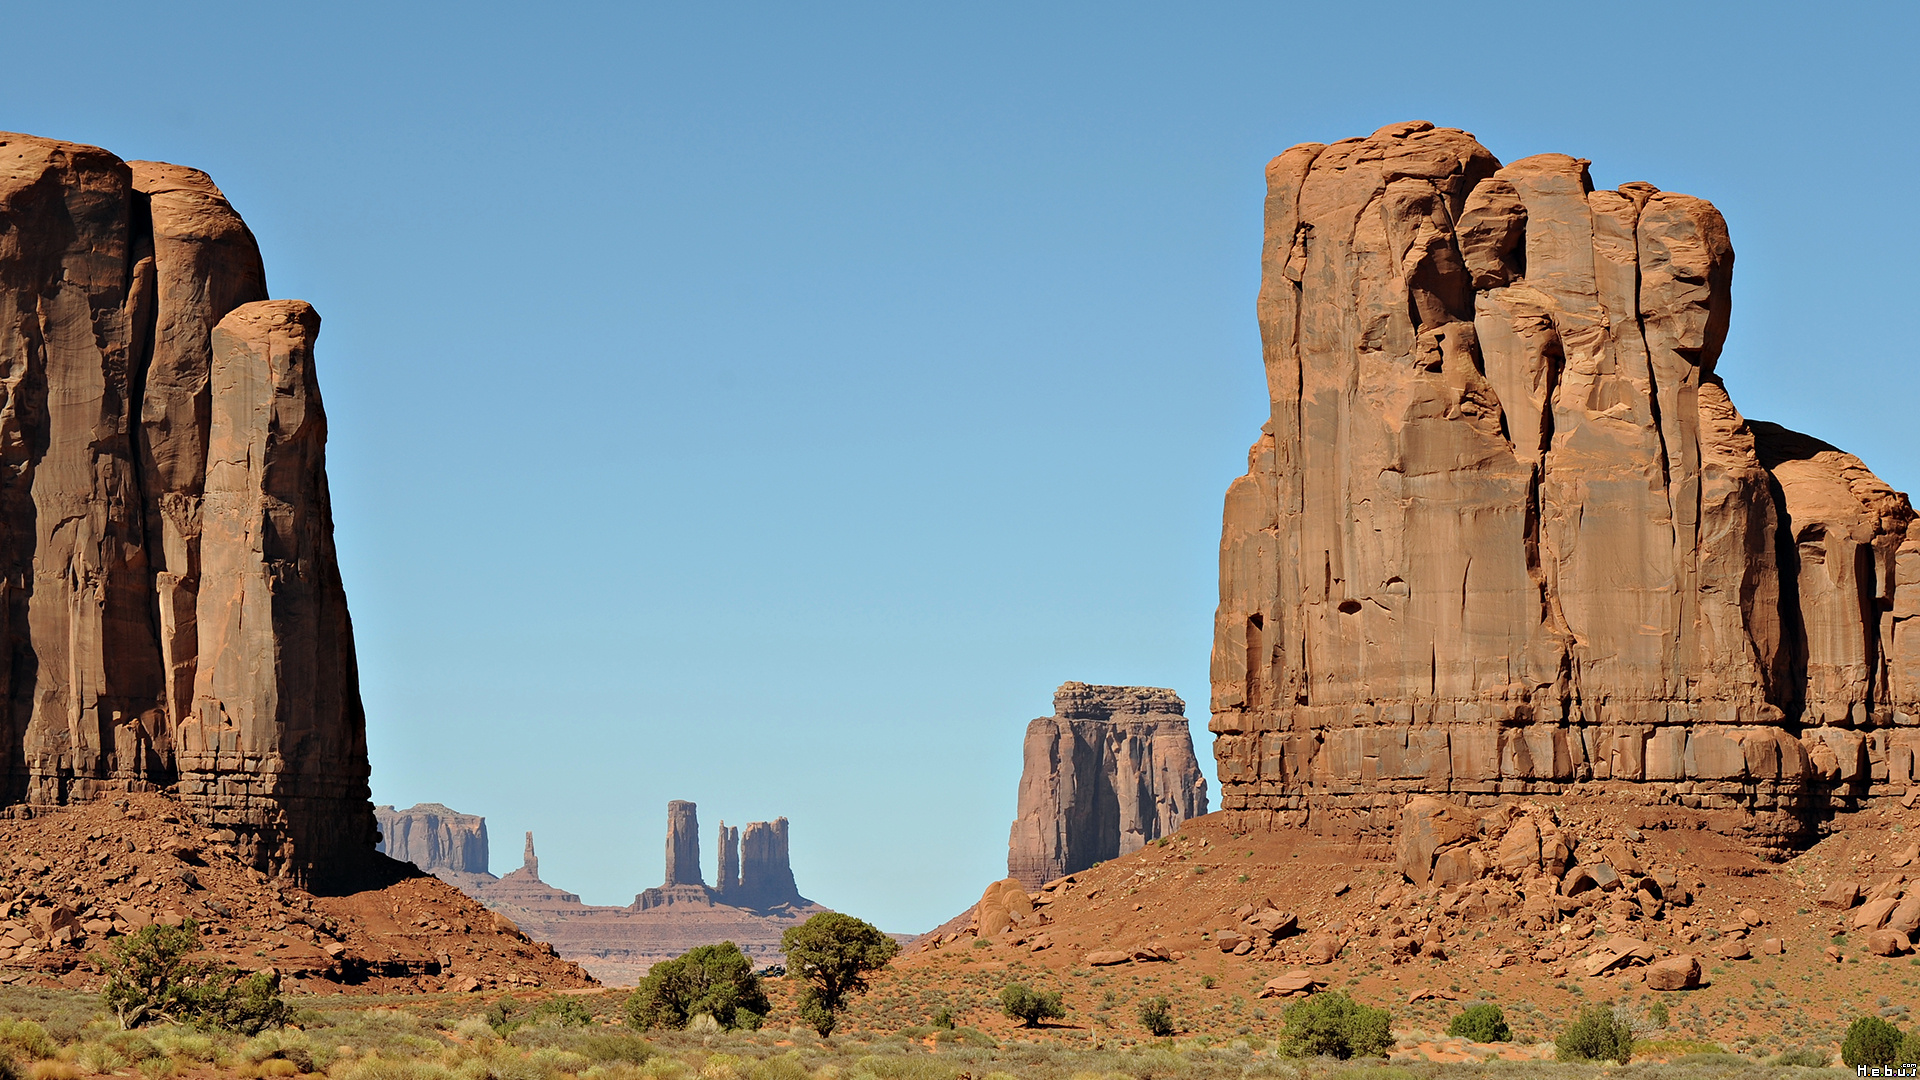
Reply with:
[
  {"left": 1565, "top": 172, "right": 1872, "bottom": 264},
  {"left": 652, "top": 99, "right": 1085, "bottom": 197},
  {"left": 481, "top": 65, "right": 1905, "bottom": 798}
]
[
  {"left": 1210, "top": 122, "right": 1920, "bottom": 844},
  {"left": 1007, "top": 683, "right": 1209, "bottom": 888},
  {"left": 0, "top": 132, "right": 372, "bottom": 883}
]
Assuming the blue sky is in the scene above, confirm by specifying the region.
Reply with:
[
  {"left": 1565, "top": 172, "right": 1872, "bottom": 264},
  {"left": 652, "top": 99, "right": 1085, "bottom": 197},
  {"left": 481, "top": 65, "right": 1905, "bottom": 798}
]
[{"left": 10, "top": 2, "right": 1914, "bottom": 931}]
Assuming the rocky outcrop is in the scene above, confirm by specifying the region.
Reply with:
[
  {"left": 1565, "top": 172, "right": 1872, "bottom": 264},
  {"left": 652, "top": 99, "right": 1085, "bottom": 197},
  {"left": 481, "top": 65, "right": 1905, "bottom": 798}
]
[
  {"left": 375, "top": 804, "right": 489, "bottom": 876},
  {"left": 0, "top": 132, "right": 373, "bottom": 883},
  {"left": 1007, "top": 682, "right": 1210, "bottom": 888},
  {"left": 729, "top": 817, "right": 803, "bottom": 909},
  {"left": 1210, "top": 122, "right": 1920, "bottom": 845},
  {"left": 663, "top": 800, "right": 701, "bottom": 886},
  {"left": 636, "top": 801, "right": 811, "bottom": 912}
]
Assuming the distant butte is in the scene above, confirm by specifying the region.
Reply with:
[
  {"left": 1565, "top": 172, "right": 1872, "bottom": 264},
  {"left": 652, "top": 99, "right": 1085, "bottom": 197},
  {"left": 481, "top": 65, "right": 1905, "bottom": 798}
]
[{"left": 374, "top": 800, "right": 827, "bottom": 984}]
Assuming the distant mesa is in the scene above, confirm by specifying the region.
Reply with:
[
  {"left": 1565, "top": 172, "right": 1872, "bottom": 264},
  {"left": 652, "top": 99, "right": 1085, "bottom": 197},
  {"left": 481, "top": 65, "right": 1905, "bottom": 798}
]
[
  {"left": 1006, "top": 682, "right": 1210, "bottom": 889},
  {"left": 371, "top": 798, "right": 824, "bottom": 985},
  {"left": 375, "top": 803, "right": 489, "bottom": 876}
]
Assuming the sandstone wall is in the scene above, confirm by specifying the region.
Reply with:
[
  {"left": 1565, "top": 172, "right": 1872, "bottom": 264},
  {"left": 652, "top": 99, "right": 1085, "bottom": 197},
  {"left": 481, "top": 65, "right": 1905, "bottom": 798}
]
[
  {"left": 376, "top": 803, "right": 490, "bottom": 875},
  {"left": 1210, "top": 122, "right": 1920, "bottom": 845},
  {"left": 1007, "top": 682, "right": 1210, "bottom": 888},
  {"left": 0, "top": 132, "right": 374, "bottom": 881}
]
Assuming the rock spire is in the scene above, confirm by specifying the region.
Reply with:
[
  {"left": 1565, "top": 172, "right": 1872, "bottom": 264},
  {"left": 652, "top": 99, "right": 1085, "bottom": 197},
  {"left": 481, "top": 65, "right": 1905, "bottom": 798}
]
[
  {"left": 1210, "top": 121, "right": 1920, "bottom": 845},
  {"left": 1006, "top": 682, "right": 1210, "bottom": 888},
  {"left": 664, "top": 800, "right": 702, "bottom": 886},
  {"left": 0, "top": 131, "right": 374, "bottom": 883}
]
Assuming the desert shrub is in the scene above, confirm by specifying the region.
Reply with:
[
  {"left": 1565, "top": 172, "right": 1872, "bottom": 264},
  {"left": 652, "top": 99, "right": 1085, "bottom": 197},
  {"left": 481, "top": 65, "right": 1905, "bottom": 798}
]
[
  {"left": 1903, "top": 1030, "right": 1920, "bottom": 1069},
  {"left": 1767, "top": 1046, "right": 1829, "bottom": 1067},
  {"left": 929, "top": 1008, "right": 954, "bottom": 1031},
  {"left": 781, "top": 914, "right": 899, "bottom": 1036},
  {"left": 1555, "top": 1005, "right": 1633, "bottom": 1063},
  {"left": 1447, "top": 1003, "right": 1510, "bottom": 1042},
  {"left": 1136, "top": 997, "right": 1174, "bottom": 1037},
  {"left": 0, "top": 1054, "right": 16, "bottom": 1080},
  {"left": 1645, "top": 999, "right": 1670, "bottom": 1028},
  {"left": 329, "top": 1057, "right": 459, "bottom": 1080},
  {"left": 530, "top": 999, "right": 592, "bottom": 1028},
  {"left": 97, "top": 922, "right": 289, "bottom": 1033},
  {"left": 0, "top": 1020, "right": 54, "bottom": 1061},
  {"left": 626, "top": 944, "right": 768, "bottom": 1032},
  {"left": 1843, "top": 1016, "right": 1905, "bottom": 1069},
  {"left": 1277, "top": 992, "right": 1392, "bottom": 1059},
  {"left": 998, "top": 985, "right": 1064, "bottom": 1029}
]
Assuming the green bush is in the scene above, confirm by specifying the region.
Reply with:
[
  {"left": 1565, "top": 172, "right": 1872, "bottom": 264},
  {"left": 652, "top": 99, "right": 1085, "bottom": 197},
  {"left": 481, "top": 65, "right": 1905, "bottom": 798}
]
[
  {"left": 998, "top": 984, "right": 1065, "bottom": 1029},
  {"left": 781, "top": 914, "right": 900, "bottom": 1036},
  {"left": 1277, "top": 992, "right": 1392, "bottom": 1059},
  {"left": 930, "top": 1008, "right": 955, "bottom": 1031},
  {"left": 624, "top": 943, "right": 769, "bottom": 1031},
  {"left": 1555, "top": 1005, "right": 1633, "bottom": 1063},
  {"left": 1447, "top": 1003, "right": 1510, "bottom": 1042},
  {"left": 1904, "top": 1030, "right": 1920, "bottom": 1069},
  {"left": 1842, "top": 1016, "right": 1905, "bottom": 1069},
  {"left": 98, "top": 921, "right": 291, "bottom": 1033},
  {"left": 1136, "top": 996, "right": 1174, "bottom": 1037},
  {"left": 0, "top": 1018, "right": 54, "bottom": 1061},
  {"left": 531, "top": 998, "right": 593, "bottom": 1027}
]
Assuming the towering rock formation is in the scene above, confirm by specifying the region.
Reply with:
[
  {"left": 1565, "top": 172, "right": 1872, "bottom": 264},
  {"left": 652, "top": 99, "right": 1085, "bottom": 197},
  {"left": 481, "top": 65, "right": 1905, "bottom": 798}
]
[
  {"left": 1006, "top": 682, "right": 1210, "bottom": 888},
  {"left": 0, "top": 132, "right": 374, "bottom": 882},
  {"left": 716, "top": 821, "right": 739, "bottom": 894},
  {"left": 663, "top": 799, "right": 702, "bottom": 887},
  {"left": 635, "top": 801, "right": 812, "bottom": 911},
  {"left": 731, "top": 818, "right": 804, "bottom": 909},
  {"left": 522, "top": 832, "right": 538, "bottom": 878},
  {"left": 1210, "top": 121, "right": 1920, "bottom": 846},
  {"left": 375, "top": 803, "right": 490, "bottom": 876}
]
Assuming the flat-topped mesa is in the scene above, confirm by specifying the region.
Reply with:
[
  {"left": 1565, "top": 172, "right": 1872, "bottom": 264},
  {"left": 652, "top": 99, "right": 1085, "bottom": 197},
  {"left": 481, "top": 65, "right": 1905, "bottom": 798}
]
[
  {"left": 0, "top": 132, "right": 374, "bottom": 883},
  {"left": 375, "top": 804, "right": 490, "bottom": 876},
  {"left": 1007, "top": 682, "right": 1211, "bottom": 888},
  {"left": 1210, "top": 121, "right": 1920, "bottom": 847}
]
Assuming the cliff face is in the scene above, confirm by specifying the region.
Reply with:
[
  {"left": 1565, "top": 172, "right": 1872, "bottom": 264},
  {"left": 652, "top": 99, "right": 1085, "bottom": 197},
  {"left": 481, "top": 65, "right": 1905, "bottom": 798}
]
[
  {"left": 0, "top": 132, "right": 373, "bottom": 882},
  {"left": 375, "top": 803, "right": 490, "bottom": 876},
  {"left": 1007, "top": 682, "right": 1210, "bottom": 888},
  {"left": 1210, "top": 121, "right": 1920, "bottom": 844}
]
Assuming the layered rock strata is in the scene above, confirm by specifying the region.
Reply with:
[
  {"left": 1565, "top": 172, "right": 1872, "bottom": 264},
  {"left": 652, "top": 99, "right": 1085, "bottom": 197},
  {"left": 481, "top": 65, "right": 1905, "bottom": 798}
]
[
  {"left": 0, "top": 132, "right": 374, "bottom": 881},
  {"left": 1210, "top": 121, "right": 1920, "bottom": 844},
  {"left": 1007, "top": 682, "right": 1210, "bottom": 888},
  {"left": 375, "top": 803, "right": 489, "bottom": 876}
]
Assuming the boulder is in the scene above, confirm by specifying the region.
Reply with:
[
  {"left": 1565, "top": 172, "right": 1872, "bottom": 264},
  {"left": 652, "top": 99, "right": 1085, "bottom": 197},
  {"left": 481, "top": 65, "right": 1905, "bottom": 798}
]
[
  {"left": 1085, "top": 951, "right": 1131, "bottom": 966},
  {"left": 1258, "top": 971, "right": 1324, "bottom": 998},
  {"left": 1885, "top": 896, "right": 1920, "bottom": 937},
  {"left": 1245, "top": 908, "right": 1299, "bottom": 939},
  {"left": 1304, "top": 935, "right": 1344, "bottom": 964},
  {"left": 1646, "top": 955, "right": 1703, "bottom": 991},
  {"left": 1582, "top": 938, "right": 1656, "bottom": 976},
  {"left": 1853, "top": 898, "right": 1900, "bottom": 931},
  {"left": 1866, "top": 930, "right": 1911, "bottom": 957},
  {"left": 1818, "top": 880, "right": 1863, "bottom": 909},
  {"left": 1396, "top": 797, "right": 1481, "bottom": 886}
]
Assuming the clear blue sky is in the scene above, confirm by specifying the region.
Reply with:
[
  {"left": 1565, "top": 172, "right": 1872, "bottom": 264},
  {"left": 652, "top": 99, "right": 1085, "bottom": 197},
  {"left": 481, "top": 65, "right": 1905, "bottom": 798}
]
[{"left": 10, "top": 2, "right": 1914, "bottom": 931}]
